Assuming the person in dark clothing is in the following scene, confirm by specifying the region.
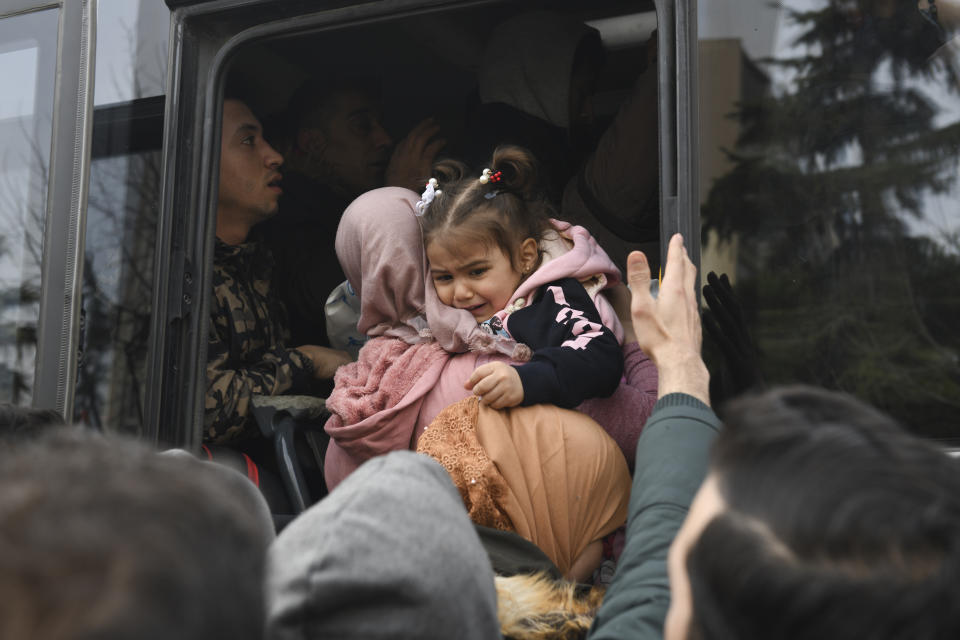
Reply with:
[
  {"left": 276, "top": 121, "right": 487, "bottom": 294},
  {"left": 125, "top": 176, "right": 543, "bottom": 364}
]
[
  {"left": 458, "top": 11, "right": 661, "bottom": 272},
  {"left": 258, "top": 77, "right": 444, "bottom": 349},
  {"left": 205, "top": 97, "right": 350, "bottom": 445}
]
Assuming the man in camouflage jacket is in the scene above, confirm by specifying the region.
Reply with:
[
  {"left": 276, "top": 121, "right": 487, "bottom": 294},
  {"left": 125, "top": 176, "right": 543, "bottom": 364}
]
[{"left": 206, "top": 97, "right": 350, "bottom": 444}]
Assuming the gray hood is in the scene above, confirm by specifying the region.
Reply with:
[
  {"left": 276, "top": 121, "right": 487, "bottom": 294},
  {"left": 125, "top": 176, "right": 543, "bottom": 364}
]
[
  {"left": 265, "top": 451, "right": 501, "bottom": 639},
  {"left": 479, "top": 11, "right": 599, "bottom": 130}
]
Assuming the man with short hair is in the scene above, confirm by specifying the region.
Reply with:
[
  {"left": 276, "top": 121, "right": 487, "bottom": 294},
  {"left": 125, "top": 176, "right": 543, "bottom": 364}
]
[
  {"left": 258, "top": 78, "right": 443, "bottom": 349},
  {"left": 205, "top": 97, "right": 350, "bottom": 445}
]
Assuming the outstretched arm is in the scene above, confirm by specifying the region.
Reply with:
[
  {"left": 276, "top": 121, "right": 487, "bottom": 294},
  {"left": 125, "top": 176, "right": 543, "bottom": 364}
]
[{"left": 589, "top": 234, "right": 718, "bottom": 640}]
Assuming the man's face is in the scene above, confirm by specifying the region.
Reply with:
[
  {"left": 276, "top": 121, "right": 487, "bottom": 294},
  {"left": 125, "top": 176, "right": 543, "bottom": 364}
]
[
  {"left": 301, "top": 90, "right": 393, "bottom": 197},
  {"left": 218, "top": 99, "right": 284, "bottom": 227}
]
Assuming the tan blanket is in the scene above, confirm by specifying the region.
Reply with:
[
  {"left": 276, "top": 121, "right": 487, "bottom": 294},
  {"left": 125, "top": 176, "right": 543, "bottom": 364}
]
[{"left": 418, "top": 397, "right": 630, "bottom": 574}]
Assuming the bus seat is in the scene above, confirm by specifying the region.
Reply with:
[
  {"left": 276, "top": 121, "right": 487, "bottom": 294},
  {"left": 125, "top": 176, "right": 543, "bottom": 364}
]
[
  {"left": 200, "top": 443, "right": 292, "bottom": 518},
  {"left": 251, "top": 394, "right": 331, "bottom": 514}
]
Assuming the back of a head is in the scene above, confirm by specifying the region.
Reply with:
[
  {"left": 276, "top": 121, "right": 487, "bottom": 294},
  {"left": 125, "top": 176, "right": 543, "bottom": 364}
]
[
  {"left": 266, "top": 451, "right": 500, "bottom": 640},
  {"left": 0, "top": 429, "right": 271, "bottom": 640},
  {"left": 285, "top": 74, "right": 379, "bottom": 136},
  {"left": 686, "top": 386, "right": 960, "bottom": 639},
  {"left": 334, "top": 186, "right": 428, "bottom": 338}
]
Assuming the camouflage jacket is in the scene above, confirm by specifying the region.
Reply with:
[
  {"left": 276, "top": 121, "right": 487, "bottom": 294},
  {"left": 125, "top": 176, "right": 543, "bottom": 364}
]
[{"left": 205, "top": 238, "right": 314, "bottom": 444}]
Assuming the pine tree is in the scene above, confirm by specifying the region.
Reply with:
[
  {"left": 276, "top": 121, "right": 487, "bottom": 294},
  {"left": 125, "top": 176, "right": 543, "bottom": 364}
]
[{"left": 702, "top": 1, "right": 960, "bottom": 435}]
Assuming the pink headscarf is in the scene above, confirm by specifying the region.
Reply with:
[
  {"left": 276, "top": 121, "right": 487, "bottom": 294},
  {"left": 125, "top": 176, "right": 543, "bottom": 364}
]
[
  {"left": 326, "top": 188, "right": 523, "bottom": 489},
  {"left": 334, "top": 187, "right": 429, "bottom": 343}
]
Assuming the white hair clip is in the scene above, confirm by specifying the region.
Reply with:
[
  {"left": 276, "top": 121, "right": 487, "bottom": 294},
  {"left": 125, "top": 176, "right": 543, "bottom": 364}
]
[{"left": 415, "top": 177, "right": 441, "bottom": 217}]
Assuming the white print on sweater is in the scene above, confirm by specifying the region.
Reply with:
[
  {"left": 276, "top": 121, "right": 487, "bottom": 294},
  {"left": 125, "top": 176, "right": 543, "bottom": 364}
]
[{"left": 547, "top": 285, "right": 605, "bottom": 351}]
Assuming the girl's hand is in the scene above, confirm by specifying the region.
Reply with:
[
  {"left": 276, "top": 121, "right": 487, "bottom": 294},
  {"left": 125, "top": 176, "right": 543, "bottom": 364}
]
[{"left": 465, "top": 362, "right": 524, "bottom": 409}]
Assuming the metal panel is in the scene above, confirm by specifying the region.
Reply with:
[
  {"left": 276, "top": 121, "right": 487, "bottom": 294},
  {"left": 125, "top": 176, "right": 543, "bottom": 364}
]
[
  {"left": 164, "top": 0, "right": 255, "bottom": 8},
  {"left": 675, "top": 0, "right": 699, "bottom": 273},
  {"left": 656, "top": 0, "right": 677, "bottom": 266},
  {"left": 33, "top": 0, "right": 96, "bottom": 415},
  {"left": 656, "top": 0, "right": 699, "bottom": 276}
]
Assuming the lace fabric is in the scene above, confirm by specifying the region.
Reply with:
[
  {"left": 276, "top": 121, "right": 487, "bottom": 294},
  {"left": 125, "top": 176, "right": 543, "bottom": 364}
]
[{"left": 417, "top": 397, "right": 514, "bottom": 532}]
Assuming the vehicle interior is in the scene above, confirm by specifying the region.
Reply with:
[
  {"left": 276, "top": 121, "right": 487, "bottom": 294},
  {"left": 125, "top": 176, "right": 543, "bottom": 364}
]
[
  {"left": 226, "top": 1, "right": 658, "bottom": 156},
  {"left": 155, "top": 0, "right": 670, "bottom": 517}
]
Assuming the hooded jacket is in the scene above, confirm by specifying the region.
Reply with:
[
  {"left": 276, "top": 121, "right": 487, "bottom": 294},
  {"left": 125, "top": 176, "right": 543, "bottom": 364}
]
[
  {"left": 205, "top": 239, "right": 315, "bottom": 443},
  {"left": 266, "top": 451, "right": 501, "bottom": 640}
]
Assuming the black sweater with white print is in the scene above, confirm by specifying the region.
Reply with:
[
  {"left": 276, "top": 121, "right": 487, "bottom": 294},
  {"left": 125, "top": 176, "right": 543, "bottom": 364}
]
[{"left": 502, "top": 277, "right": 623, "bottom": 408}]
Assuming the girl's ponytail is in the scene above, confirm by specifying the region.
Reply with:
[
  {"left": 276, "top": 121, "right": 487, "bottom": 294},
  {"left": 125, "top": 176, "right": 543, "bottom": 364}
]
[
  {"left": 432, "top": 157, "right": 469, "bottom": 185},
  {"left": 489, "top": 146, "right": 541, "bottom": 201}
]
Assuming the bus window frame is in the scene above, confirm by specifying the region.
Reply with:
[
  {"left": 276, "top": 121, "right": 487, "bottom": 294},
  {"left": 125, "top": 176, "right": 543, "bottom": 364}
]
[
  {"left": 22, "top": 0, "right": 97, "bottom": 418},
  {"left": 151, "top": 0, "right": 700, "bottom": 450}
]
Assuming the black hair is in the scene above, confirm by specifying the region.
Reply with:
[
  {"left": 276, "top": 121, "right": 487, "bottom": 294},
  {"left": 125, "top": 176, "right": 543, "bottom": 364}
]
[
  {"left": 0, "top": 404, "right": 64, "bottom": 443},
  {"left": 223, "top": 72, "right": 256, "bottom": 108},
  {"left": 285, "top": 74, "right": 381, "bottom": 134},
  {"left": 685, "top": 386, "right": 960, "bottom": 639},
  {"left": 420, "top": 145, "right": 555, "bottom": 270}
]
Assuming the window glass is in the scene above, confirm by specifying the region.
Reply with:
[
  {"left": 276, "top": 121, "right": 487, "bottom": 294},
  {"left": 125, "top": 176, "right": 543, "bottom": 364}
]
[
  {"left": 94, "top": 0, "right": 169, "bottom": 105},
  {"left": 74, "top": 151, "right": 161, "bottom": 435},
  {"left": 0, "top": 8, "right": 59, "bottom": 406},
  {"left": 699, "top": 0, "right": 960, "bottom": 437},
  {"left": 76, "top": 0, "right": 168, "bottom": 433}
]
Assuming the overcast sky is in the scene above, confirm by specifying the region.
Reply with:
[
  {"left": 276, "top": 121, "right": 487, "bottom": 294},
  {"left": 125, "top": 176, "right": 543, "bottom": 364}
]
[{"left": 94, "top": 0, "right": 168, "bottom": 105}]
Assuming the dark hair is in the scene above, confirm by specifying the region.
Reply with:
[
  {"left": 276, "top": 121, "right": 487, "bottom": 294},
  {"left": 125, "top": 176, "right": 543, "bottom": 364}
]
[
  {"left": 420, "top": 145, "right": 555, "bottom": 269},
  {"left": 0, "top": 404, "right": 64, "bottom": 443},
  {"left": 286, "top": 74, "right": 380, "bottom": 134},
  {"left": 223, "top": 72, "right": 256, "bottom": 108},
  {"left": 685, "top": 386, "right": 960, "bottom": 639},
  {"left": 0, "top": 429, "right": 271, "bottom": 640}
]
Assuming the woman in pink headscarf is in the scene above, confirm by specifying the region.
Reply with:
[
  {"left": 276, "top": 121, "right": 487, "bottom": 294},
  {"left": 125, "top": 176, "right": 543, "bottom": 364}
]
[{"left": 323, "top": 187, "right": 657, "bottom": 578}]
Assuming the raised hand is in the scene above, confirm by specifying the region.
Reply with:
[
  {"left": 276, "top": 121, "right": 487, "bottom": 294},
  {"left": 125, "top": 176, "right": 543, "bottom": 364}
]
[
  {"left": 702, "top": 271, "right": 762, "bottom": 398},
  {"left": 385, "top": 118, "right": 447, "bottom": 192},
  {"left": 627, "top": 234, "right": 710, "bottom": 405}
]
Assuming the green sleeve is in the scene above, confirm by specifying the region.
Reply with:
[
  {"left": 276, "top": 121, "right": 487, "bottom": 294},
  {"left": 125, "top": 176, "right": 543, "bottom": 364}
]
[{"left": 588, "top": 393, "right": 721, "bottom": 640}]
